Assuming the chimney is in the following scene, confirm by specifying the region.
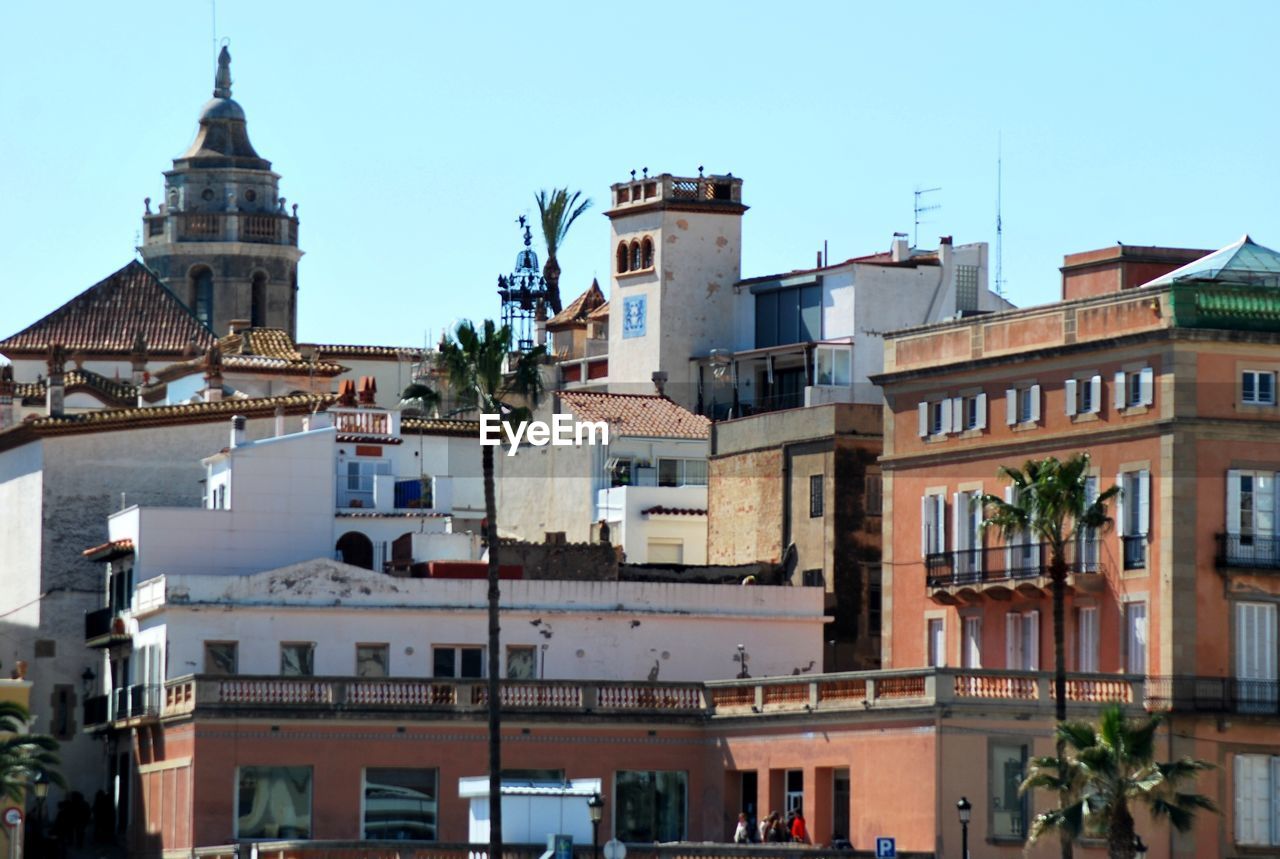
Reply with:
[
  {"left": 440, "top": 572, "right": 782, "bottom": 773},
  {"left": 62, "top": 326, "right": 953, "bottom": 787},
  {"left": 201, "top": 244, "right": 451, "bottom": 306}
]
[
  {"left": 229, "top": 318, "right": 252, "bottom": 336},
  {"left": 891, "top": 234, "right": 910, "bottom": 262},
  {"left": 46, "top": 343, "right": 67, "bottom": 417},
  {"left": 130, "top": 331, "right": 149, "bottom": 386},
  {"left": 357, "top": 376, "right": 378, "bottom": 406},
  {"left": 230, "top": 415, "right": 247, "bottom": 448},
  {"left": 938, "top": 235, "right": 953, "bottom": 267},
  {"left": 651, "top": 371, "right": 668, "bottom": 397}
]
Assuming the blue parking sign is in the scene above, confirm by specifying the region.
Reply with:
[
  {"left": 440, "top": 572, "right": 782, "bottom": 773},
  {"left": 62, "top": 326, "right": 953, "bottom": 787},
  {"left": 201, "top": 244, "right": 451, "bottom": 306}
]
[{"left": 875, "top": 837, "right": 896, "bottom": 858}]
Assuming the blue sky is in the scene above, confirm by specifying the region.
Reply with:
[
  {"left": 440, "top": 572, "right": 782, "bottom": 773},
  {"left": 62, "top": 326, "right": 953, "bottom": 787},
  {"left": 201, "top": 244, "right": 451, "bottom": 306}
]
[{"left": 2, "top": 1, "right": 1277, "bottom": 347}]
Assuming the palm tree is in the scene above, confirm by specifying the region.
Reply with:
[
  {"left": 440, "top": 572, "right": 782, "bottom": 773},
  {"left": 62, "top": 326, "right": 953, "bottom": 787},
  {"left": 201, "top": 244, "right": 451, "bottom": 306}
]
[
  {"left": 535, "top": 188, "right": 592, "bottom": 315},
  {"left": 437, "top": 320, "right": 544, "bottom": 859},
  {"left": 978, "top": 452, "right": 1119, "bottom": 859},
  {"left": 1022, "top": 705, "right": 1216, "bottom": 859},
  {"left": 0, "top": 701, "right": 63, "bottom": 802},
  {"left": 399, "top": 381, "right": 440, "bottom": 417}
]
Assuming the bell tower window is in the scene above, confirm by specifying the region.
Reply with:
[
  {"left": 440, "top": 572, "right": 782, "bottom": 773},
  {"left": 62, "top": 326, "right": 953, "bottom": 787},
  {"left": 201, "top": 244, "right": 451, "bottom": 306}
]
[
  {"left": 641, "top": 237, "right": 654, "bottom": 269},
  {"left": 617, "top": 242, "right": 629, "bottom": 274},
  {"left": 191, "top": 267, "right": 214, "bottom": 328},
  {"left": 251, "top": 272, "right": 268, "bottom": 327},
  {"left": 630, "top": 241, "right": 641, "bottom": 271}
]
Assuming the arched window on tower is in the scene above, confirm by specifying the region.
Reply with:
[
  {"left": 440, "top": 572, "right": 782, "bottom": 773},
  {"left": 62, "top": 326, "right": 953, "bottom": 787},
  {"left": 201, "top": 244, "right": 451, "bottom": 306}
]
[
  {"left": 251, "top": 272, "right": 268, "bottom": 327},
  {"left": 641, "top": 237, "right": 654, "bottom": 269},
  {"left": 630, "top": 240, "right": 641, "bottom": 272},
  {"left": 617, "top": 242, "right": 629, "bottom": 274},
  {"left": 191, "top": 266, "right": 214, "bottom": 328}
]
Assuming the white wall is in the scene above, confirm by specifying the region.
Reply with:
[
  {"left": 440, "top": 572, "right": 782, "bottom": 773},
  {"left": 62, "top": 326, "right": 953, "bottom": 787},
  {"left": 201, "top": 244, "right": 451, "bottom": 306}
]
[
  {"left": 596, "top": 485, "right": 708, "bottom": 564},
  {"left": 141, "top": 562, "right": 826, "bottom": 682}
]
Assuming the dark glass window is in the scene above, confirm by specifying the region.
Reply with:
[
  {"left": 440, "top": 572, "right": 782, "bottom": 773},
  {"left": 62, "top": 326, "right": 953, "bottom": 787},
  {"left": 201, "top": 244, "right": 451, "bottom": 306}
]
[{"left": 809, "top": 474, "right": 824, "bottom": 518}]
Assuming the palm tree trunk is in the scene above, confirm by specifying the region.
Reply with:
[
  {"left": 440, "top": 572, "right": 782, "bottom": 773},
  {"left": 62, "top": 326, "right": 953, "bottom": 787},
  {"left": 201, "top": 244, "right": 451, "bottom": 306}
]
[
  {"left": 1106, "top": 798, "right": 1135, "bottom": 859},
  {"left": 484, "top": 443, "right": 503, "bottom": 859},
  {"left": 1052, "top": 547, "right": 1073, "bottom": 859},
  {"left": 543, "top": 256, "right": 562, "bottom": 315}
]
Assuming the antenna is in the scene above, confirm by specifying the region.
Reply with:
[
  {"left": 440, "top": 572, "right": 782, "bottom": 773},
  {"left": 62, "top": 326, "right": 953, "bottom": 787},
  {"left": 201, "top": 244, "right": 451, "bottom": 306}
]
[
  {"left": 995, "top": 134, "right": 1005, "bottom": 297},
  {"left": 913, "top": 186, "right": 941, "bottom": 247}
]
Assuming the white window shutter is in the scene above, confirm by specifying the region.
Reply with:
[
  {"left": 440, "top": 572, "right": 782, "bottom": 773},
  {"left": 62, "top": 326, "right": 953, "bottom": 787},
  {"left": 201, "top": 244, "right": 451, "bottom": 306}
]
[
  {"left": 1030, "top": 384, "right": 1041, "bottom": 422},
  {"left": 940, "top": 397, "right": 953, "bottom": 434},
  {"left": 1234, "top": 755, "right": 1254, "bottom": 845},
  {"left": 1114, "top": 371, "right": 1127, "bottom": 410},
  {"left": 936, "top": 495, "right": 947, "bottom": 552},
  {"left": 1006, "top": 388, "right": 1017, "bottom": 425},
  {"left": 1117, "top": 473, "right": 1127, "bottom": 536},
  {"left": 1270, "top": 756, "right": 1280, "bottom": 847},
  {"left": 921, "top": 495, "right": 931, "bottom": 557},
  {"left": 1064, "top": 379, "right": 1078, "bottom": 416},
  {"left": 1004, "top": 485, "right": 1015, "bottom": 571},
  {"left": 1227, "top": 470, "right": 1243, "bottom": 535},
  {"left": 918, "top": 401, "right": 929, "bottom": 437},
  {"left": 1005, "top": 614, "right": 1019, "bottom": 669},
  {"left": 976, "top": 392, "right": 987, "bottom": 429},
  {"left": 952, "top": 492, "right": 963, "bottom": 551},
  {"left": 1026, "top": 610, "right": 1040, "bottom": 670},
  {"left": 1140, "top": 366, "right": 1155, "bottom": 405},
  {"left": 971, "top": 494, "right": 984, "bottom": 572},
  {"left": 1139, "top": 469, "right": 1151, "bottom": 536},
  {"left": 1090, "top": 375, "right": 1102, "bottom": 413},
  {"left": 952, "top": 396, "right": 964, "bottom": 430}
]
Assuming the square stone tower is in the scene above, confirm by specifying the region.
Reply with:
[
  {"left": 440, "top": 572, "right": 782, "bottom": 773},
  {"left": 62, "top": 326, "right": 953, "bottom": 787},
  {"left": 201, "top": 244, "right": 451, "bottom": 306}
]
[{"left": 605, "top": 172, "right": 745, "bottom": 409}]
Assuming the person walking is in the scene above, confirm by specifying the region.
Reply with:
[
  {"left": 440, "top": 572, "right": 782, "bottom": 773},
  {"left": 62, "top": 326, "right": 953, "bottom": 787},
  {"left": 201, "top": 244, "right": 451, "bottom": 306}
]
[
  {"left": 790, "top": 809, "right": 808, "bottom": 844},
  {"left": 734, "top": 812, "right": 751, "bottom": 843}
]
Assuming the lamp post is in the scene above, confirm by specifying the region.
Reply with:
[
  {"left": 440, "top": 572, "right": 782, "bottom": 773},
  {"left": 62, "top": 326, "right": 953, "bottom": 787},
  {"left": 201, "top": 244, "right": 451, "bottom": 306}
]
[
  {"left": 587, "top": 792, "right": 605, "bottom": 859},
  {"left": 956, "top": 796, "right": 971, "bottom": 859},
  {"left": 32, "top": 771, "right": 49, "bottom": 854}
]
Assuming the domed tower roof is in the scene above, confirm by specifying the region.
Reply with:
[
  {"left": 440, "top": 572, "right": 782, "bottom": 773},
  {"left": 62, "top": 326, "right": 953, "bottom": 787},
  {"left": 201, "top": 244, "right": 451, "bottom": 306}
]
[{"left": 176, "top": 46, "right": 271, "bottom": 171}]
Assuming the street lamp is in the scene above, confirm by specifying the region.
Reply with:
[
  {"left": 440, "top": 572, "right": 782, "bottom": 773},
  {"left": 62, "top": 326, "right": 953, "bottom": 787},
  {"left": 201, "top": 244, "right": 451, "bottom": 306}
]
[
  {"left": 32, "top": 771, "right": 49, "bottom": 852},
  {"left": 956, "top": 796, "right": 971, "bottom": 859},
  {"left": 587, "top": 792, "right": 605, "bottom": 859}
]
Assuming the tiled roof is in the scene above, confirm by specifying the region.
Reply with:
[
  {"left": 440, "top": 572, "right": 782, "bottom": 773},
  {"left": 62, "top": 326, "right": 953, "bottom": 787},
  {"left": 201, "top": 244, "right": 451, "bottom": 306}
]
[
  {"left": 557, "top": 391, "right": 710, "bottom": 439},
  {"left": 147, "top": 327, "right": 347, "bottom": 384},
  {"left": 400, "top": 417, "right": 481, "bottom": 437},
  {"left": 641, "top": 506, "right": 707, "bottom": 517},
  {"left": 587, "top": 301, "right": 609, "bottom": 321},
  {"left": 548, "top": 280, "right": 607, "bottom": 329},
  {"left": 222, "top": 328, "right": 301, "bottom": 361},
  {"left": 0, "top": 260, "right": 217, "bottom": 355},
  {"left": 82, "top": 539, "right": 135, "bottom": 560},
  {"left": 297, "top": 343, "right": 425, "bottom": 359},
  {"left": 16, "top": 370, "right": 138, "bottom": 407}
]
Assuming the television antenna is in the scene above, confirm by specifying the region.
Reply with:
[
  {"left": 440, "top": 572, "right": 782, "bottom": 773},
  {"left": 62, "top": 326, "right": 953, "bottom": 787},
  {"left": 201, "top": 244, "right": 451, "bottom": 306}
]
[
  {"left": 995, "top": 135, "right": 1006, "bottom": 297},
  {"left": 913, "top": 186, "right": 941, "bottom": 247}
]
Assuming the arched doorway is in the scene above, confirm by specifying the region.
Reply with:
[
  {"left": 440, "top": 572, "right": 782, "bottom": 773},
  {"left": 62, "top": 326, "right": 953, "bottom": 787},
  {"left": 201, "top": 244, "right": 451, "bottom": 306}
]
[{"left": 335, "top": 532, "right": 374, "bottom": 570}]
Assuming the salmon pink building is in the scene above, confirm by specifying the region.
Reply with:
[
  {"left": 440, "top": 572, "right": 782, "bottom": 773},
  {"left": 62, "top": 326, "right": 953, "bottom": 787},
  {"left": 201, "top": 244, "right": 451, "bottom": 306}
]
[{"left": 874, "top": 236, "right": 1280, "bottom": 856}]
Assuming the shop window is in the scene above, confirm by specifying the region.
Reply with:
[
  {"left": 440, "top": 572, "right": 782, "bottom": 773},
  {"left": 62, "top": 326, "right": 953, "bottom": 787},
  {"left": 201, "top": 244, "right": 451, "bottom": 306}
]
[
  {"left": 615, "top": 770, "right": 688, "bottom": 843},
  {"left": 363, "top": 768, "right": 437, "bottom": 841},
  {"left": 237, "top": 766, "right": 312, "bottom": 839},
  {"left": 989, "top": 743, "right": 1029, "bottom": 840}
]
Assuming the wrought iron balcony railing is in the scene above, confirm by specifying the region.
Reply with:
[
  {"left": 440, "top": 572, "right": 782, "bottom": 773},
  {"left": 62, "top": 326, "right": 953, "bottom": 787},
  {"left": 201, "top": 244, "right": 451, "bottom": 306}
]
[
  {"left": 1144, "top": 676, "right": 1279, "bottom": 715},
  {"left": 1216, "top": 533, "right": 1280, "bottom": 571},
  {"left": 926, "top": 539, "right": 1102, "bottom": 588}
]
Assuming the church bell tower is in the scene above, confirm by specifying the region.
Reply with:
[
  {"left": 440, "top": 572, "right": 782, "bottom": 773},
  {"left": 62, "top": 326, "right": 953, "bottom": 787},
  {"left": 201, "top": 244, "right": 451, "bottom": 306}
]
[{"left": 139, "top": 47, "right": 303, "bottom": 338}]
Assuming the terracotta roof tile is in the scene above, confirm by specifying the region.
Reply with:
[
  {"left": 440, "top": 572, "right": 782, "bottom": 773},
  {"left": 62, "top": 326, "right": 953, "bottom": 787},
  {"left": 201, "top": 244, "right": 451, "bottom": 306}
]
[
  {"left": 557, "top": 391, "right": 710, "bottom": 439},
  {"left": 586, "top": 301, "right": 609, "bottom": 321},
  {"left": 16, "top": 369, "right": 138, "bottom": 407},
  {"left": 0, "top": 260, "right": 217, "bottom": 355},
  {"left": 82, "top": 538, "right": 134, "bottom": 560},
  {"left": 400, "top": 417, "right": 481, "bottom": 437},
  {"left": 6, "top": 393, "right": 334, "bottom": 437},
  {"left": 640, "top": 506, "right": 707, "bottom": 517},
  {"left": 548, "top": 280, "right": 607, "bottom": 329},
  {"left": 297, "top": 343, "right": 425, "bottom": 359}
]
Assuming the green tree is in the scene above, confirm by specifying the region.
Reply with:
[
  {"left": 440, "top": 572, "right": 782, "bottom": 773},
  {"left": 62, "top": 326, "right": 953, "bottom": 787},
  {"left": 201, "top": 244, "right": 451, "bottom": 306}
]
[
  {"left": 1022, "top": 705, "right": 1216, "bottom": 859},
  {"left": 978, "top": 452, "right": 1120, "bottom": 859},
  {"left": 437, "top": 320, "right": 544, "bottom": 859},
  {"left": 0, "top": 701, "right": 63, "bottom": 802},
  {"left": 398, "top": 382, "right": 440, "bottom": 417},
  {"left": 535, "top": 188, "right": 592, "bottom": 315}
]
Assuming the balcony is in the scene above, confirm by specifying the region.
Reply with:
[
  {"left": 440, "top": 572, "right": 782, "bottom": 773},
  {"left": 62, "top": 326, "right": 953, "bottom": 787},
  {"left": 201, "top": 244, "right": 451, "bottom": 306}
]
[
  {"left": 83, "top": 694, "right": 109, "bottom": 729},
  {"left": 1145, "top": 676, "right": 1280, "bottom": 716},
  {"left": 1216, "top": 533, "right": 1280, "bottom": 571},
  {"left": 84, "top": 607, "right": 130, "bottom": 648},
  {"left": 150, "top": 211, "right": 300, "bottom": 246},
  {"left": 84, "top": 684, "right": 160, "bottom": 732},
  {"left": 926, "top": 540, "right": 1103, "bottom": 601}
]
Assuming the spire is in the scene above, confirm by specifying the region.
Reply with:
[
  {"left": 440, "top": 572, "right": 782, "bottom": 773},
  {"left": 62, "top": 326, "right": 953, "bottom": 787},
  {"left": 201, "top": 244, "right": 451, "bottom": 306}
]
[{"left": 214, "top": 45, "right": 232, "bottom": 99}]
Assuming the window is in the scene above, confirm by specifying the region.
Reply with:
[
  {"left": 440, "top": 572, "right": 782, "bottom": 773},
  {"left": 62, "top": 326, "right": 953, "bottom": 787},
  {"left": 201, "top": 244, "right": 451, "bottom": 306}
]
[
  {"left": 50, "top": 685, "right": 74, "bottom": 740},
  {"left": 205, "top": 642, "right": 238, "bottom": 676},
  {"left": 237, "top": 766, "right": 312, "bottom": 839},
  {"left": 990, "top": 743, "right": 1029, "bottom": 840},
  {"left": 867, "top": 569, "right": 882, "bottom": 637},
  {"left": 433, "top": 646, "right": 483, "bottom": 678},
  {"left": 280, "top": 643, "right": 315, "bottom": 677},
  {"left": 809, "top": 474, "right": 824, "bottom": 517},
  {"left": 363, "top": 768, "right": 437, "bottom": 841},
  {"left": 1005, "top": 385, "right": 1041, "bottom": 425},
  {"left": 614, "top": 770, "right": 687, "bottom": 843},
  {"left": 921, "top": 493, "right": 946, "bottom": 557},
  {"left": 865, "top": 473, "right": 883, "bottom": 516},
  {"left": 357, "top": 644, "right": 389, "bottom": 678},
  {"left": 1065, "top": 375, "right": 1102, "bottom": 416},
  {"left": 647, "top": 540, "right": 684, "bottom": 564},
  {"left": 954, "top": 393, "right": 987, "bottom": 432},
  {"left": 1234, "top": 754, "right": 1280, "bottom": 846},
  {"left": 815, "top": 346, "right": 851, "bottom": 387},
  {"left": 1003, "top": 485, "right": 1041, "bottom": 574},
  {"left": 1228, "top": 470, "right": 1278, "bottom": 563},
  {"left": 953, "top": 490, "right": 984, "bottom": 577},
  {"left": 1118, "top": 470, "right": 1150, "bottom": 569},
  {"left": 1005, "top": 610, "right": 1040, "bottom": 671},
  {"left": 251, "top": 272, "right": 268, "bottom": 328},
  {"left": 507, "top": 646, "right": 537, "bottom": 679},
  {"left": 1235, "top": 602, "right": 1278, "bottom": 712},
  {"left": 917, "top": 398, "right": 954, "bottom": 437},
  {"left": 1243, "top": 370, "right": 1277, "bottom": 405},
  {"left": 927, "top": 618, "right": 946, "bottom": 667},
  {"left": 1114, "top": 367, "right": 1154, "bottom": 410},
  {"left": 616, "top": 242, "right": 629, "bottom": 274},
  {"left": 641, "top": 237, "right": 654, "bottom": 269},
  {"left": 754, "top": 285, "right": 821, "bottom": 348},
  {"left": 1124, "top": 602, "right": 1147, "bottom": 674},
  {"left": 657, "top": 458, "right": 708, "bottom": 487},
  {"left": 192, "top": 267, "right": 214, "bottom": 327},
  {"left": 630, "top": 241, "right": 642, "bottom": 271},
  {"left": 784, "top": 770, "right": 804, "bottom": 814},
  {"left": 607, "top": 457, "right": 633, "bottom": 487},
  {"left": 955, "top": 264, "right": 979, "bottom": 313},
  {"left": 801, "top": 569, "right": 824, "bottom": 587},
  {"left": 341, "top": 458, "right": 391, "bottom": 508},
  {"left": 962, "top": 616, "right": 982, "bottom": 668},
  {"left": 1077, "top": 607, "right": 1099, "bottom": 672}
]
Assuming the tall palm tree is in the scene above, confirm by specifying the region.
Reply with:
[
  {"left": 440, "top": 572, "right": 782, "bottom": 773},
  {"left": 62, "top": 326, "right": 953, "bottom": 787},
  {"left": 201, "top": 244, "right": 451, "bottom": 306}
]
[
  {"left": 535, "top": 188, "right": 592, "bottom": 315},
  {"left": 0, "top": 701, "right": 63, "bottom": 802},
  {"left": 1022, "top": 705, "right": 1216, "bottom": 859},
  {"left": 437, "top": 320, "right": 544, "bottom": 859},
  {"left": 978, "top": 452, "right": 1119, "bottom": 859}
]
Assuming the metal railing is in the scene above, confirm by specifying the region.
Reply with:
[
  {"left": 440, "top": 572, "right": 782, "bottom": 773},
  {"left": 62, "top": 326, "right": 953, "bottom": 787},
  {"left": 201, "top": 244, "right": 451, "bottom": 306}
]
[
  {"left": 1145, "top": 676, "right": 1280, "bottom": 715},
  {"left": 113, "top": 684, "right": 161, "bottom": 721},
  {"left": 84, "top": 606, "right": 114, "bottom": 641},
  {"left": 926, "top": 539, "right": 1102, "bottom": 588},
  {"left": 1216, "top": 533, "right": 1280, "bottom": 570}
]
